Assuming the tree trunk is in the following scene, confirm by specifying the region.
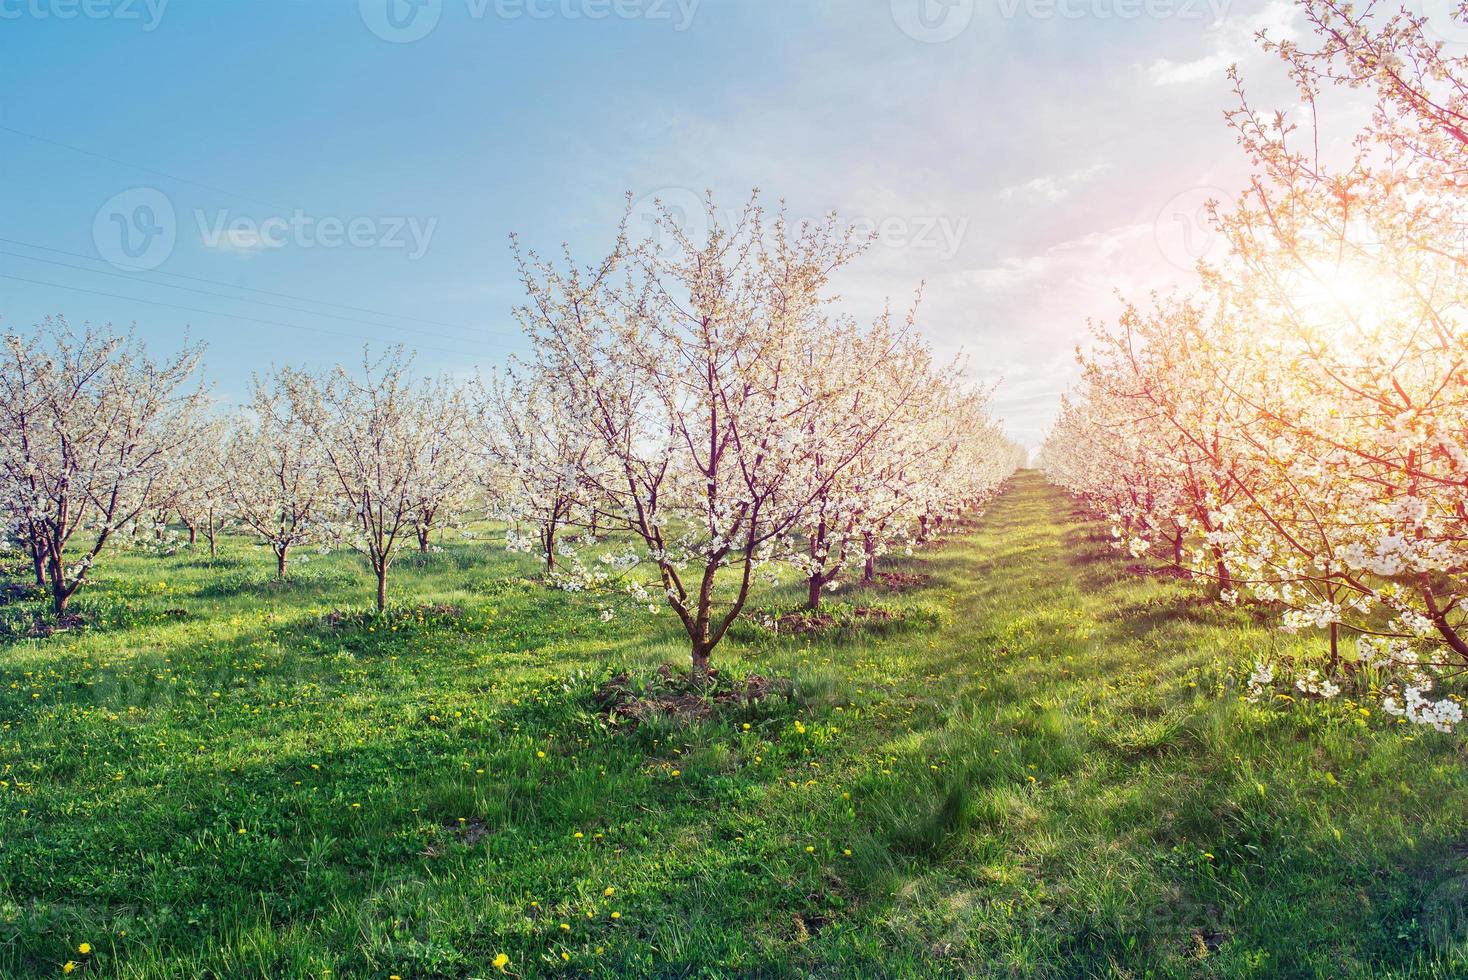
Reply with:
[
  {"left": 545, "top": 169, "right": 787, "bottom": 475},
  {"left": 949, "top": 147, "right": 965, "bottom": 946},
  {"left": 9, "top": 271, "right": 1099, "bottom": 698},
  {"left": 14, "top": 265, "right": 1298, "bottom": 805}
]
[
  {"left": 807, "top": 573, "right": 824, "bottom": 611},
  {"left": 542, "top": 523, "right": 557, "bottom": 572},
  {"left": 49, "top": 567, "right": 69, "bottom": 617},
  {"left": 31, "top": 545, "right": 46, "bottom": 588},
  {"left": 44, "top": 548, "right": 67, "bottom": 616},
  {"left": 1418, "top": 575, "right": 1468, "bottom": 668},
  {"left": 1213, "top": 549, "right": 1232, "bottom": 593},
  {"left": 690, "top": 640, "right": 711, "bottom": 682},
  {"left": 375, "top": 565, "right": 388, "bottom": 614},
  {"left": 417, "top": 525, "right": 431, "bottom": 553},
  {"left": 862, "top": 532, "right": 876, "bottom": 584},
  {"left": 1171, "top": 529, "right": 1184, "bottom": 566},
  {"left": 276, "top": 547, "right": 288, "bottom": 578}
]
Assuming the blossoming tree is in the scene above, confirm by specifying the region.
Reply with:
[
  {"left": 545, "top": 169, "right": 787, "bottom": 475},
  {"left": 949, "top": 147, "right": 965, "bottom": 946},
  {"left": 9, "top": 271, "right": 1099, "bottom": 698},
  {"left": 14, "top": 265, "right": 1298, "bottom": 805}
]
[
  {"left": 226, "top": 371, "right": 335, "bottom": 576},
  {"left": 286, "top": 349, "right": 471, "bottom": 613},
  {"left": 1044, "top": 0, "right": 1468, "bottom": 731},
  {"left": 0, "top": 317, "right": 208, "bottom": 617},
  {"left": 512, "top": 192, "right": 1019, "bottom": 676}
]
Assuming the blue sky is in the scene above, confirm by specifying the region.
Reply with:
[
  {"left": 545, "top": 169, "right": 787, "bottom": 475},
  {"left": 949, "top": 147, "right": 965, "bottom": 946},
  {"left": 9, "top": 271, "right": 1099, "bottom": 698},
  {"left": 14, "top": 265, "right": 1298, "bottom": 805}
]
[{"left": 1, "top": 0, "right": 1323, "bottom": 443}]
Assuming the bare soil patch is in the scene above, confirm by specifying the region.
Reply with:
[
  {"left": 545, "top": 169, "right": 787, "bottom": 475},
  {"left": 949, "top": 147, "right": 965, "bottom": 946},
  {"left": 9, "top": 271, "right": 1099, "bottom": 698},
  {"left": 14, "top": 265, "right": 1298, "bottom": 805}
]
[
  {"left": 593, "top": 663, "right": 791, "bottom": 727},
  {"left": 767, "top": 607, "right": 900, "bottom": 635},
  {"left": 1125, "top": 563, "right": 1194, "bottom": 581},
  {"left": 874, "top": 571, "right": 929, "bottom": 590}
]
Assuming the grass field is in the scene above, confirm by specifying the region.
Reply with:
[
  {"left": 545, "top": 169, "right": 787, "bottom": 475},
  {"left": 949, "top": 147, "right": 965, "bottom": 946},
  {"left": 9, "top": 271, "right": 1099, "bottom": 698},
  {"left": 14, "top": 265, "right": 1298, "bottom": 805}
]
[{"left": 2, "top": 472, "right": 1466, "bottom": 978}]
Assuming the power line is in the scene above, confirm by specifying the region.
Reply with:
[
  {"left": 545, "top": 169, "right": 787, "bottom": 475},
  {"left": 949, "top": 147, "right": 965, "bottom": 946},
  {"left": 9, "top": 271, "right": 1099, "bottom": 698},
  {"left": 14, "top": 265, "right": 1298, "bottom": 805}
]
[
  {"left": 0, "top": 124, "right": 287, "bottom": 210},
  {"left": 0, "top": 248, "right": 494, "bottom": 349},
  {"left": 0, "top": 236, "right": 490, "bottom": 337},
  {"left": 0, "top": 273, "right": 493, "bottom": 361},
  {"left": 0, "top": 126, "right": 520, "bottom": 359},
  {"left": 0, "top": 126, "right": 507, "bottom": 342}
]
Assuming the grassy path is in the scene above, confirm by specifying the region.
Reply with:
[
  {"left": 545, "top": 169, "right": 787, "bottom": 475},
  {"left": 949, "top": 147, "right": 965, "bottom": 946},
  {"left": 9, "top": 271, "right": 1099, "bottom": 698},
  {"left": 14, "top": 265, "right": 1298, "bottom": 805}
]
[
  {"left": 2, "top": 473, "right": 1466, "bottom": 977},
  {"left": 880, "top": 471, "right": 1468, "bottom": 978}
]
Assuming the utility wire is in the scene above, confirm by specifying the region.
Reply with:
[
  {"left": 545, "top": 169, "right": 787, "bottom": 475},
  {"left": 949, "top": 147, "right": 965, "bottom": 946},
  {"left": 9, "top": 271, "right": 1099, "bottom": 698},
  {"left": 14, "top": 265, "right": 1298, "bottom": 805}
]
[
  {"left": 0, "top": 236, "right": 489, "bottom": 337},
  {"left": 0, "top": 248, "right": 495, "bottom": 349},
  {"left": 0, "top": 273, "right": 491, "bottom": 361},
  {"left": 0, "top": 124, "right": 287, "bottom": 210}
]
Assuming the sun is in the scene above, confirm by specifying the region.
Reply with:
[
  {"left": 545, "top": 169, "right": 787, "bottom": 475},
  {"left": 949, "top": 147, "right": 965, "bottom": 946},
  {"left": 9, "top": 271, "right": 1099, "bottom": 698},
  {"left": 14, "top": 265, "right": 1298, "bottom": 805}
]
[{"left": 1285, "top": 254, "right": 1401, "bottom": 335}]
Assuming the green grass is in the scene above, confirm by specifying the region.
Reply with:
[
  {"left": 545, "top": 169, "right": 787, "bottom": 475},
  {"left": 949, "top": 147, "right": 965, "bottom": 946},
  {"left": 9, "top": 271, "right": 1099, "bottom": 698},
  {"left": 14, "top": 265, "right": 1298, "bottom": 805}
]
[{"left": 2, "top": 472, "right": 1466, "bottom": 978}]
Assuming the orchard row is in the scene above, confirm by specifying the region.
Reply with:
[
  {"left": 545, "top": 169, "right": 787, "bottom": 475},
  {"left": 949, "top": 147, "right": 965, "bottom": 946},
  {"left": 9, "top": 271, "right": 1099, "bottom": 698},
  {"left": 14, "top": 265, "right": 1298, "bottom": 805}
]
[
  {"left": 0, "top": 196, "right": 1024, "bottom": 673},
  {"left": 1041, "top": 0, "right": 1467, "bottom": 732}
]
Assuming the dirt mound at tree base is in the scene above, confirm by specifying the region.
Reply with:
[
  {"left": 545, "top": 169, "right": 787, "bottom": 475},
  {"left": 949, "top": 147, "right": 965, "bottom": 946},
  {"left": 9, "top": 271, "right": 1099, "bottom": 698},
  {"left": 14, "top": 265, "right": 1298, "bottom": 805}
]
[
  {"left": 767, "top": 607, "right": 900, "bottom": 634},
  {"left": 875, "top": 571, "right": 929, "bottom": 590},
  {"left": 593, "top": 665, "right": 791, "bottom": 726}
]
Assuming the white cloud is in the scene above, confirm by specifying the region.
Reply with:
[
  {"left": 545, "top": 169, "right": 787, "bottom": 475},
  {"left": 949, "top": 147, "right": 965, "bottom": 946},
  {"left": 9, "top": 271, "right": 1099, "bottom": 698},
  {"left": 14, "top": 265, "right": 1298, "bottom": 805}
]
[
  {"left": 929, "top": 221, "right": 1185, "bottom": 443},
  {"left": 960, "top": 223, "right": 1152, "bottom": 291},
  {"left": 1147, "top": 51, "right": 1233, "bottom": 86},
  {"left": 1000, "top": 163, "right": 1111, "bottom": 203},
  {"left": 1145, "top": 0, "right": 1300, "bottom": 86},
  {"left": 202, "top": 227, "right": 277, "bottom": 256}
]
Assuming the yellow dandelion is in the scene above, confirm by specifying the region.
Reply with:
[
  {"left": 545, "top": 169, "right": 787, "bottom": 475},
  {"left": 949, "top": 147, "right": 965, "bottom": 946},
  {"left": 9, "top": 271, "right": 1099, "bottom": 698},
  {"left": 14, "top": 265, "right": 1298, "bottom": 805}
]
[
  {"left": 603, "top": 886, "right": 616, "bottom": 896},
  {"left": 78, "top": 944, "right": 92, "bottom": 955},
  {"left": 492, "top": 952, "right": 510, "bottom": 972}
]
